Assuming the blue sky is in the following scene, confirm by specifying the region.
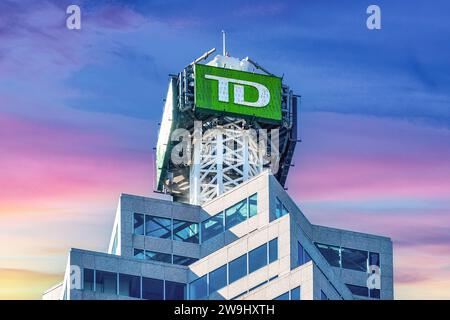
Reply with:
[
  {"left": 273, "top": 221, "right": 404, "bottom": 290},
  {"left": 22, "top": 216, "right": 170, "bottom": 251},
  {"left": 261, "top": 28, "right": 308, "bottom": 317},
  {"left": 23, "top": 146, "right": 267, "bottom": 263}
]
[{"left": 0, "top": 0, "right": 449, "bottom": 299}]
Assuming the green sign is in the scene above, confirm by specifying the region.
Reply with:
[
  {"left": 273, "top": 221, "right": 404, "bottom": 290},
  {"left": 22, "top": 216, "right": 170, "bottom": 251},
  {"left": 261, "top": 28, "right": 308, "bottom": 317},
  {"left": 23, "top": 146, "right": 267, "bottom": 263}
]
[{"left": 195, "top": 64, "right": 282, "bottom": 122}]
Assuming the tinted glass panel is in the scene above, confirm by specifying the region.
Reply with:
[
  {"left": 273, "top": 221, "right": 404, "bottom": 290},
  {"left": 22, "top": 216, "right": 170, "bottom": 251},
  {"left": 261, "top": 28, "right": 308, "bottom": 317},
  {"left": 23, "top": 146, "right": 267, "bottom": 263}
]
[
  {"left": 369, "top": 252, "right": 380, "bottom": 267},
  {"left": 316, "top": 243, "right": 341, "bottom": 267},
  {"left": 142, "top": 277, "right": 163, "bottom": 300},
  {"left": 133, "top": 213, "right": 144, "bottom": 235},
  {"left": 341, "top": 247, "right": 368, "bottom": 271},
  {"left": 274, "top": 292, "right": 289, "bottom": 300},
  {"left": 249, "top": 193, "right": 258, "bottom": 218},
  {"left": 249, "top": 244, "right": 267, "bottom": 273},
  {"left": 172, "top": 255, "right": 198, "bottom": 266},
  {"left": 95, "top": 270, "right": 117, "bottom": 295},
  {"left": 370, "top": 288, "right": 381, "bottom": 299},
  {"left": 229, "top": 254, "right": 247, "bottom": 284},
  {"left": 83, "top": 268, "right": 94, "bottom": 291},
  {"left": 119, "top": 273, "right": 140, "bottom": 298},
  {"left": 134, "top": 249, "right": 145, "bottom": 260},
  {"left": 275, "top": 198, "right": 288, "bottom": 219},
  {"left": 173, "top": 220, "right": 199, "bottom": 243},
  {"left": 225, "top": 199, "right": 247, "bottom": 229},
  {"left": 145, "top": 215, "right": 171, "bottom": 239},
  {"left": 291, "top": 286, "right": 300, "bottom": 300},
  {"left": 209, "top": 265, "right": 227, "bottom": 294},
  {"left": 201, "top": 212, "right": 224, "bottom": 242},
  {"left": 346, "top": 284, "right": 369, "bottom": 297},
  {"left": 189, "top": 275, "right": 207, "bottom": 300},
  {"left": 320, "top": 290, "right": 328, "bottom": 300},
  {"left": 298, "top": 242, "right": 312, "bottom": 266},
  {"left": 269, "top": 238, "right": 278, "bottom": 263},
  {"left": 166, "top": 281, "right": 186, "bottom": 300},
  {"left": 145, "top": 250, "right": 172, "bottom": 263}
]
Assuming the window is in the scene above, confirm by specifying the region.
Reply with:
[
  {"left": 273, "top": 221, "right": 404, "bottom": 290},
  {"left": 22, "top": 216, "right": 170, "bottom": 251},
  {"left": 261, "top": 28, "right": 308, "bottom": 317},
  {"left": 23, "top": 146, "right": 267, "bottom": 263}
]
[
  {"left": 189, "top": 275, "right": 207, "bottom": 300},
  {"left": 291, "top": 286, "right": 300, "bottom": 300},
  {"left": 274, "top": 292, "right": 289, "bottom": 300},
  {"left": 142, "top": 277, "right": 164, "bottom": 300},
  {"left": 173, "top": 255, "right": 198, "bottom": 266},
  {"left": 133, "top": 213, "right": 144, "bottom": 235},
  {"left": 249, "top": 244, "right": 268, "bottom": 273},
  {"left": 95, "top": 270, "right": 117, "bottom": 295},
  {"left": 228, "top": 254, "right": 247, "bottom": 284},
  {"left": 145, "top": 250, "right": 172, "bottom": 263},
  {"left": 248, "top": 193, "right": 258, "bottom": 218},
  {"left": 370, "top": 288, "right": 380, "bottom": 299},
  {"left": 275, "top": 197, "right": 288, "bottom": 219},
  {"left": 134, "top": 249, "right": 145, "bottom": 260},
  {"left": 209, "top": 265, "right": 227, "bottom": 294},
  {"left": 316, "top": 243, "right": 341, "bottom": 267},
  {"left": 83, "top": 268, "right": 94, "bottom": 291},
  {"left": 341, "top": 247, "right": 368, "bottom": 272},
  {"left": 166, "top": 281, "right": 186, "bottom": 300},
  {"left": 297, "top": 242, "right": 312, "bottom": 266},
  {"left": 269, "top": 238, "right": 278, "bottom": 263},
  {"left": 320, "top": 290, "right": 328, "bottom": 300},
  {"left": 145, "top": 215, "right": 171, "bottom": 239},
  {"left": 369, "top": 252, "right": 380, "bottom": 267},
  {"left": 173, "top": 219, "right": 199, "bottom": 243},
  {"left": 119, "top": 273, "right": 140, "bottom": 298},
  {"left": 201, "top": 212, "right": 224, "bottom": 242},
  {"left": 225, "top": 199, "right": 248, "bottom": 229},
  {"left": 346, "top": 284, "right": 369, "bottom": 297}
]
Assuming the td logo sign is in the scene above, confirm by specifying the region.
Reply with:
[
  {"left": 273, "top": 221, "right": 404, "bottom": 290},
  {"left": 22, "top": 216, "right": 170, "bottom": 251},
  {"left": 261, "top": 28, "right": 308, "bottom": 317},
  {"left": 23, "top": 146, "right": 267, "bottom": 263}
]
[
  {"left": 195, "top": 64, "right": 282, "bottom": 122},
  {"left": 204, "top": 74, "right": 270, "bottom": 108}
]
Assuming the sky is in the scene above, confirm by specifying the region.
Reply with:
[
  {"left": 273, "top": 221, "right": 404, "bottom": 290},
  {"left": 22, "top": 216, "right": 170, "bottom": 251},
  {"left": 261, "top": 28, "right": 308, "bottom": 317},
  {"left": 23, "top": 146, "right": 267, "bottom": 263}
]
[{"left": 0, "top": 0, "right": 449, "bottom": 299}]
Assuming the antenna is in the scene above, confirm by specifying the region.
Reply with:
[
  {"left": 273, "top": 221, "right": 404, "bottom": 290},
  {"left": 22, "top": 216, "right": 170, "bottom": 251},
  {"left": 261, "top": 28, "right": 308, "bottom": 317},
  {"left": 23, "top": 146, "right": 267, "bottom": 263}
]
[{"left": 222, "top": 30, "right": 226, "bottom": 56}]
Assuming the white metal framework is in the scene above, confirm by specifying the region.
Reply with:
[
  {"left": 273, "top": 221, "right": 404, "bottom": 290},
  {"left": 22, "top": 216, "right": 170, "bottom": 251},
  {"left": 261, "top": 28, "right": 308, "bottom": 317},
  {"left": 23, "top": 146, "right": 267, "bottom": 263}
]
[{"left": 189, "top": 118, "right": 263, "bottom": 205}]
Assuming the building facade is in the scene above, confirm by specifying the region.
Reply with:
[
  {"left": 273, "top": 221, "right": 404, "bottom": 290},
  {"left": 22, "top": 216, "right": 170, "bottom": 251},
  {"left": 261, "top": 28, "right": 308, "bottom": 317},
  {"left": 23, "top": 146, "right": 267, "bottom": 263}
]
[{"left": 43, "top": 171, "right": 393, "bottom": 300}]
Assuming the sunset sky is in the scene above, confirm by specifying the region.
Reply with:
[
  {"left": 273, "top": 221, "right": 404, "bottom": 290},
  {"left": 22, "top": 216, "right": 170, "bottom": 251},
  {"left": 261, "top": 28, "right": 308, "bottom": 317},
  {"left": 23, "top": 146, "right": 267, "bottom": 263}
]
[{"left": 0, "top": 0, "right": 449, "bottom": 299}]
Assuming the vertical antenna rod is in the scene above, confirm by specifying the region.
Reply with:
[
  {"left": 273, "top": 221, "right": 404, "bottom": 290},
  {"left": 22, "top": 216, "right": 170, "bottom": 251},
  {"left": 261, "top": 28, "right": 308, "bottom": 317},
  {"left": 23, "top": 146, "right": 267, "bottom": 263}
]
[{"left": 222, "top": 30, "right": 226, "bottom": 56}]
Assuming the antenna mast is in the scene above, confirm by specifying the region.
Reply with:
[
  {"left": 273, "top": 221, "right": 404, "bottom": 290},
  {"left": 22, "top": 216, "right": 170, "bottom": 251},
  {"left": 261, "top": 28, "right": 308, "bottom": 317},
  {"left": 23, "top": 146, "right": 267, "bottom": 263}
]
[{"left": 222, "top": 30, "right": 226, "bottom": 56}]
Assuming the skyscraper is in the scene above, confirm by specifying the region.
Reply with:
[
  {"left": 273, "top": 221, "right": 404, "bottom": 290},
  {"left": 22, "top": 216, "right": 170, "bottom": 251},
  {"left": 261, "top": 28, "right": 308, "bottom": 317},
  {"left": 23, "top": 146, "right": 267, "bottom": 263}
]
[{"left": 43, "top": 51, "right": 393, "bottom": 300}]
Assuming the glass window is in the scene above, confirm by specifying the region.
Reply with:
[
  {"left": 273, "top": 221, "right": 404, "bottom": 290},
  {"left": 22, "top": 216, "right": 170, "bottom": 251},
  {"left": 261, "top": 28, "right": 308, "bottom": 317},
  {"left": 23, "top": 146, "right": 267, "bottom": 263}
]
[
  {"left": 166, "top": 281, "right": 186, "bottom": 300},
  {"left": 275, "top": 197, "right": 288, "bottom": 219},
  {"left": 201, "top": 212, "right": 224, "bottom": 242},
  {"left": 320, "top": 290, "right": 328, "bottom": 300},
  {"left": 173, "top": 219, "right": 199, "bottom": 243},
  {"left": 173, "top": 255, "right": 198, "bottom": 266},
  {"left": 369, "top": 252, "right": 380, "bottom": 267},
  {"left": 119, "top": 273, "right": 140, "bottom": 298},
  {"left": 142, "top": 277, "right": 163, "bottom": 300},
  {"left": 229, "top": 254, "right": 247, "bottom": 284},
  {"left": 370, "top": 288, "right": 380, "bottom": 299},
  {"left": 274, "top": 292, "right": 289, "bottom": 300},
  {"left": 341, "top": 247, "right": 368, "bottom": 272},
  {"left": 346, "top": 284, "right": 369, "bottom": 297},
  {"left": 248, "top": 193, "right": 258, "bottom": 218},
  {"left": 298, "top": 242, "right": 312, "bottom": 266},
  {"left": 145, "top": 215, "right": 171, "bottom": 239},
  {"left": 95, "top": 270, "right": 117, "bottom": 295},
  {"left": 291, "top": 286, "right": 300, "bottom": 300},
  {"left": 249, "top": 244, "right": 268, "bottom": 273},
  {"left": 83, "top": 268, "right": 94, "bottom": 291},
  {"left": 133, "top": 213, "right": 144, "bottom": 235},
  {"left": 316, "top": 243, "right": 341, "bottom": 267},
  {"left": 225, "top": 199, "right": 248, "bottom": 229},
  {"left": 209, "top": 265, "right": 227, "bottom": 294},
  {"left": 134, "top": 248, "right": 145, "bottom": 260},
  {"left": 145, "top": 250, "right": 172, "bottom": 264},
  {"left": 189, "top": 275, "right": 207, "bottom": 300},
  {"left": 269, "top": 238, "right": 278, "bottom": 263}
]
